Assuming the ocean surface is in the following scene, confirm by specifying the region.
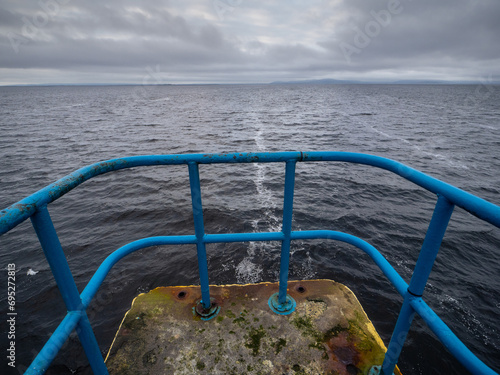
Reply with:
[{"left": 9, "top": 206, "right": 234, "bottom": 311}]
[{"left": 0, "top": 84, "right": 499, "bottom": 374}]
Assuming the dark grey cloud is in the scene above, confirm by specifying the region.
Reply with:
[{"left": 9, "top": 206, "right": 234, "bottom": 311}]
[
  {"left": 0, "top": 0, "right": 499, "bottom": 84},
  {"left": 331, "top": 1, "right": 500, "bottom": 65}
]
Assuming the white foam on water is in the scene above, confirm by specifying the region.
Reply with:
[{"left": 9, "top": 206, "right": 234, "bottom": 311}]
[
  {"left": 235, "top": 257, "right": 263, "bottom": 284},
  {"left": 436, "top": 292, "right": 499, "bottom": 350},
  {"left": 235, "top": 114, "right": 317, "bottom": 283},
  {"left": 150, "top": 97, "right": 171, "bottom": 102},
  {"left": 367, "top": 123, "right": 471, "bottom": 170},
  {"left": 291, "top": 248, "right": 316, "bottom": 279},
  {"left": 236, "top": 116, "right": 280, "bottom": 284},
  {"left": 27, "top": 268, "right": 39, "bottom": 276}
]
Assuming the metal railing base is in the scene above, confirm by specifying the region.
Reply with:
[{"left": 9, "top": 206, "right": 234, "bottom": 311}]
[{"left": 268, "top": 292, "right": 296, "bottom": 315}]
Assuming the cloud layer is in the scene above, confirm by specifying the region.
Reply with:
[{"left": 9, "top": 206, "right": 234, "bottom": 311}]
[{"left": 1, "top": 0, "right": 499, "bottom": 84}]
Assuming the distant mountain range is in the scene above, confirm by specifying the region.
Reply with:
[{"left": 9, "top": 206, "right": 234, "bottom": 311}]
[
  {"left": 269, "top": 78, "right": 500, "bottom": 85},
  {"left": 269, "top": 78, "right": 362, "bottom": 85}
]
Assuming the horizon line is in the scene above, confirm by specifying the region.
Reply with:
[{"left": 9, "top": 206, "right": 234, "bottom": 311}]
[{"left": 1, "top": 79, "right": 499, "bottom": 87}]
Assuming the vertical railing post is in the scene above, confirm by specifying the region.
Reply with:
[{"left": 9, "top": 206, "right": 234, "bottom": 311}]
[
  {"left": 406, "top": 195, "right": 455, "bottom": 297},
  {"left": 279, "top": 160, "right": 296, "bottom": 302},
  {"left": 31, "top": 207, "right": 83, "bottom": 312},
  {"left": 76, "top": 313, "right": 109, "bottom": 374},
  {"left": 381, "top": 195, "right": 454, "bottom": 374},
  {"left": 269, "top": 160, "right": 297, "bottom": 315},
  {"left": 30, "top": 206, "right": 108, "bottom": 374},
  {"left": 188, "top": 162, "right": 216, "bottom": 317}
]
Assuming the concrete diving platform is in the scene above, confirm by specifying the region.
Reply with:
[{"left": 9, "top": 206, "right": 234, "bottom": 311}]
[{"left": 105, "top": 279, "right": 402, "bottom": 375}]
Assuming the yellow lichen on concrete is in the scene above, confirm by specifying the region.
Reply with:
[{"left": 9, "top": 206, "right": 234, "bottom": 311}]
[{"left": 106, "top": 279, "right": 401, "bottom": 375}]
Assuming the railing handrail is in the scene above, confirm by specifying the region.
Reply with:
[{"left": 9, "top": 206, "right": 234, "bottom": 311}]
[
  {"left": 0, "top": 151, "right": 498, "bottom": 375},
  {"left": 2, "top": 152, "right": 499, "bottom": 235}
]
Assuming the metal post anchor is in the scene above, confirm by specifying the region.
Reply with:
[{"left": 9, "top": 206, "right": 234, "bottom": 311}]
[
  {"left": 193, "top": 297, "right": 220, "bottom": 321},
  {"left": 268, "top": 292, "right": 296, "bottom": 315}
]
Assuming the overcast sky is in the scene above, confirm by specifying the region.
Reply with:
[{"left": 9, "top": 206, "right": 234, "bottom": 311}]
[{"left": 1, "top": 0, "right": 499, "bottom": 85}]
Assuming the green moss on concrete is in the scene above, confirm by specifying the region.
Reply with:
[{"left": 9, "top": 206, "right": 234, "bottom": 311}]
[
  {"left": 245, "top": 325, "right": 266, "bottom": 356},
  {"left": 106, "top": 280, "right": 395, "bottom": 375},
  {"left": 272, "top": 338, "right": 287, "bottom": 355},
  {"left": 142, "top": 349, "right": 157, "bottom": 366},
  {"left": 324, "top": 323, "right": 349, "bottom": 341},
  {"left": 122, "top": 312, "right": 148, "bottom": 330},
  {"left": 233, "top": 316, "right": 247, "bottom": 326},
  {"left": 292, "top": 315, "right": 323, "bottom": 344}
]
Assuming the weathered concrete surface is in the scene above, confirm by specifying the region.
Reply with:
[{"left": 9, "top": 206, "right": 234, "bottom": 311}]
[{"left": 105, "top": 280, "right": 401, "bottom": 375}]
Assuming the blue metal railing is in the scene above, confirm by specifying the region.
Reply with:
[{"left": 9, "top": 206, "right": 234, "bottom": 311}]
[{"left": 0, "top": 152, "right": 499, "bottom": 375}]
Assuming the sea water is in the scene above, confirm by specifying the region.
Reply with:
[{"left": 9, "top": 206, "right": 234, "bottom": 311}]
[{"left": 0, "top": 84, "right": 499, "bottom": 374}]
